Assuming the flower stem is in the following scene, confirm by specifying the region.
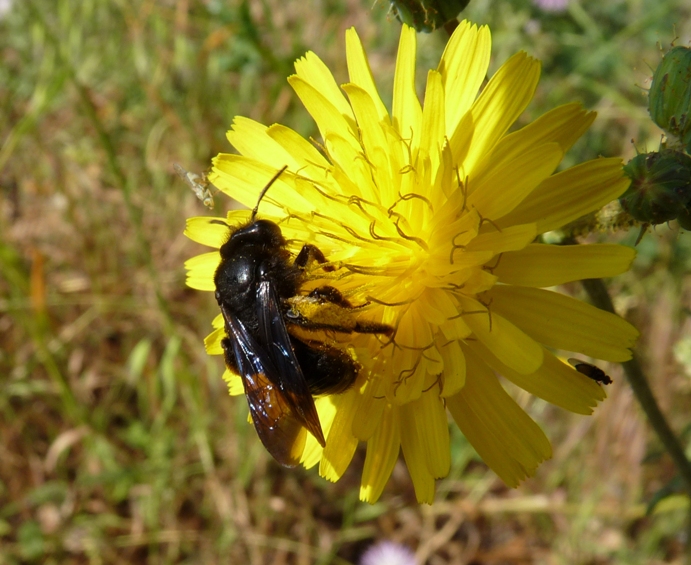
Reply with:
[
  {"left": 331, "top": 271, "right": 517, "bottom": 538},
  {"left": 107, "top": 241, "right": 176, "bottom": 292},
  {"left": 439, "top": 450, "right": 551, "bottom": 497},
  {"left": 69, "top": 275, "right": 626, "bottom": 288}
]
[{"left": 580, "top": 277, "right": 691, "bottom": 562}]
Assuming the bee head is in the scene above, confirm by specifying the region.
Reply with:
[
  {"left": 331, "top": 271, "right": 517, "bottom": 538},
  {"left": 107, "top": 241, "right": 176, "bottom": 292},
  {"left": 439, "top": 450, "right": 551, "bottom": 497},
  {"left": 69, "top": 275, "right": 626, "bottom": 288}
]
[
  {"left": 218, "top": 166, "right": 290, "bottom": 259},
  {"left": 225, "top": 219, "right": 285, "bottom": 253}
]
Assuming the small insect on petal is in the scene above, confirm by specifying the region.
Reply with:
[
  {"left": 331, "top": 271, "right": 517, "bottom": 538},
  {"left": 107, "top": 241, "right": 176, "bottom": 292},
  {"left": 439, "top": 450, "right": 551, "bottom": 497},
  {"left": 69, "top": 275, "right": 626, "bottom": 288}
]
[
  {"left": 174, "top": 163, "right": 216, "bottom": 209},
  {"left": 568, "top": 358, "right": 613, "bottom": 385}
]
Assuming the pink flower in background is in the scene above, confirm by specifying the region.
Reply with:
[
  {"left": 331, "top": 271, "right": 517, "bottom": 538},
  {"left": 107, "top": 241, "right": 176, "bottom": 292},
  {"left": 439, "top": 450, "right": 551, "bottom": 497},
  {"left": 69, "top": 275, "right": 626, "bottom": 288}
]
[
  {"left": 360, "top": 541, "right": 416, "bottom": 565},
  {"left": 0, "top": 0, "right": 13, "bottom": 18},
  {"left": 533, "top": 0, "right": 570, "bottom": 12}
]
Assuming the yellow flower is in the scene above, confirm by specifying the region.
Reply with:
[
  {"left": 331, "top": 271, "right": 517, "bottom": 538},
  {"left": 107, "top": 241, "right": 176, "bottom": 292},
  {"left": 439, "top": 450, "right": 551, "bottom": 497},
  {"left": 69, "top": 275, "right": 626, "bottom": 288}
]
[{"left": 184, "top": 21, "right": 638, "bottom": 503}]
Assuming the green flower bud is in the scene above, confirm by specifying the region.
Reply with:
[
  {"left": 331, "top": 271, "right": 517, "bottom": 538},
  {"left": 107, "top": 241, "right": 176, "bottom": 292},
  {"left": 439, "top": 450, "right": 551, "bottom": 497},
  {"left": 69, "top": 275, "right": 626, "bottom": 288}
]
[
  {"left": 390, "top": 0, "right": 470, "bottom": 32},
  {"left": 677, "top": 206, "right": 691, "bottom": 230},
  {"left": 620, "top": 149, "right": 691, "bottom": 225},
  {"left": 648, "top": 46, "right": 691, "bottom": 152}
]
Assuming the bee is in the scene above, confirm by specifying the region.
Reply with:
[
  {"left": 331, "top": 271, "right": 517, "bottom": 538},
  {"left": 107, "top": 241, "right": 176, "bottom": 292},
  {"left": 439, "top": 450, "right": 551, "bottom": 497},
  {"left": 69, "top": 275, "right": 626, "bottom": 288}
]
[
  {"left": 214, "top": 166, "right": 392, "bottom": 466},
  {"left": 568, "top": 358, "right": 613, "bottom": 385},
  {"left": 174, "top": 163, "right": 216, "bottom": 209}
]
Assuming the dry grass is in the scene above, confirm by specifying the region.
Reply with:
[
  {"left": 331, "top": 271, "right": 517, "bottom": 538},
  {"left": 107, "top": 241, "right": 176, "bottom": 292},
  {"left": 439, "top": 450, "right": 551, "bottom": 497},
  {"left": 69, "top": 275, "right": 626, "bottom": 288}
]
[{"left": 1, "top": 0, "right": 690, "bottom": 563}]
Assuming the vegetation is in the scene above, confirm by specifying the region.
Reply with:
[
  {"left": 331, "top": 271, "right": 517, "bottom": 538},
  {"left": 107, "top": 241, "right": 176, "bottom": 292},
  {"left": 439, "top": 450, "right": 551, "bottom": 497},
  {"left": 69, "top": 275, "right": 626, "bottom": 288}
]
[{"left": 1, "top": 0, "right": 690, "bottom": 562}]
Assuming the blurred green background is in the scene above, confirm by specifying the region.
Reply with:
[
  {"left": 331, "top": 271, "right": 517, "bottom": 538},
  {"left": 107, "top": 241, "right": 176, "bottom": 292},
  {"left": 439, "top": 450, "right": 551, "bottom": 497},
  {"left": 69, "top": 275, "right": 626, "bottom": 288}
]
[{"left": 2, "top": 0, "right": 691, "bottom": 563}]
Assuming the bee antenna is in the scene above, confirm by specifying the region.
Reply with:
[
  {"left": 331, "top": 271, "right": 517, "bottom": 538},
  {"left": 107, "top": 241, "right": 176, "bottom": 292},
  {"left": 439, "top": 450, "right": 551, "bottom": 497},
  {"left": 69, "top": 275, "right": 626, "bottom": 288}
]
[{"left": 251, "top": 166, "right": 289, "bottom": 220}]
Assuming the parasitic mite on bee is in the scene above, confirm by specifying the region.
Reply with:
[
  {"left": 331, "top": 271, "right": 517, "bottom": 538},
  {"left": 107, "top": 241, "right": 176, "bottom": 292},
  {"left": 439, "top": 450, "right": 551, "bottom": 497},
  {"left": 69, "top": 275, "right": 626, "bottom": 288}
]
[
  {"left": 568, "top": 358, "right": 613, "bottom": 385},
  {"left": 214, "top": 166, "right": 393, "bottom": 466}
]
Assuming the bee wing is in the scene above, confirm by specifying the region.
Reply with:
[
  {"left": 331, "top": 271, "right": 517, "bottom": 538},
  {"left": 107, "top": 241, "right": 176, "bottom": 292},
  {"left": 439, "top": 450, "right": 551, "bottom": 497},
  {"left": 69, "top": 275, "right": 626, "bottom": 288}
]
[
  {"left": 257, "top": 280, "right": 326, "bottom": 447},
  {"left": 220, "top": 304, "right": 308, "bottom": 467}
]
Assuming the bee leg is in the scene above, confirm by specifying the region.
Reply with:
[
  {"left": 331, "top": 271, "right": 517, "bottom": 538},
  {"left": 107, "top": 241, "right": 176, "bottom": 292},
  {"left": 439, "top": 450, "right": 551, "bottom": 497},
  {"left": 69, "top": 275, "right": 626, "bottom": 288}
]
[
  {"left": 288, "top": 288, "right": 394, "bottom": 337},
  {"left": 307, "top": 285, "right": 354, "bottom": 308},
  {"left": 291, "top": 248, "right": 393, "bottom": 337},
  {"left": 290, "top": 337, "right": 360, "bottom": 395},
  {"left": 294, "top": 244, "right": 335, "bottom": 272},
  {"left": 307, "top": 287, "right": 392, "bottom": 334}
]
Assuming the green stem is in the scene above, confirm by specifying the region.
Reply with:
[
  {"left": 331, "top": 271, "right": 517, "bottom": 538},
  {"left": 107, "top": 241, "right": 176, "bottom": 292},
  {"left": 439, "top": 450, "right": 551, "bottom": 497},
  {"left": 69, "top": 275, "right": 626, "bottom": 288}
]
[{"left": 580, "top": 277, "right": 691, "bottom": 563}]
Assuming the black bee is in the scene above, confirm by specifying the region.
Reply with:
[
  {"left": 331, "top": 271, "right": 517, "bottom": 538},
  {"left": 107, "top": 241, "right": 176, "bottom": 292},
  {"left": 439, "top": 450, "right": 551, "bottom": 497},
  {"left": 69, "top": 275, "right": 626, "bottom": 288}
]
[
  {"left": 214, "top": 166, "right": 392, "bottom": 466},
  {"left": 568, "top": 358, "right": 613, "bottom": 385}
]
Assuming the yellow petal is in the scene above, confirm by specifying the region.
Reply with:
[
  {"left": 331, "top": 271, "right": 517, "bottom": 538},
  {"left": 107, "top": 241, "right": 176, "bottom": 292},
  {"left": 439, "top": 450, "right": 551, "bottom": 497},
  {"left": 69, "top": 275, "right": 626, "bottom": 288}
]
[
  {"left": 184, "top": 217, "right": 229, "bottom": 248},
  {"left": 450, "top": 52, "right": 541, "bottom": 175},
  {"left": 471, "top": 103, "right": 595, "bottom": 182},
  {"left": 267, "top": 123, "right": 332, "bottom": 171},
  {"left": 473, "top": 341, "right": 605, "bottom": 414},
  {"left": 507, "top": 102, "right": 596, "bottom": 155},
  {"left": 294, "top": 51, "right": 353, "bottom": 118},
  {"left": 463, "top": 268, "right": 498, "bottom": 295},
  {"left": 460, "top": 296, "right": 543, "bottom": 374},
  {"left": 466, "top": 223, "right": 537, "bottom": 254},
  {"left": 498, "top": 157, "right": 630, "bottom": 233},
  {"left": 226, "top": 117, "right": 299, "bottom": 169},
  {"left": 185, "top": 252, "right": 218, "bottom": 291},
  {"left": 221, "top": 368, "right": 243, "bottom": 396},
  {"left": 360, "top": 404, "right": 400, "bottom": 503},
  {"left": 419, "top": 69, "right": 445, "bottom": 172},
  {"left": 447, "top": 346, "right": 552, "bottom": 487},
  {"left": 322, "top": 132, "right": 379, "bottom": 201},
  {"left": 204, "top": 327, "right": 224, "bottom": 355},
  {"left": 302, "top": 396, "right": 336, "bottom": 469},
  {"left": 342, "top": 84, "right": 395, "bottom": 203},
  {"left": 439, "top": 315, "right": 472, "bottom": 341},
  {"left": 440, "top": 339, "right": 466, "bottom": 397},
  {"left": 390, "top": 356, "right": 426, "bottom": 405},
  {"left": 288, "top": 75, "right": 358, "bottom": 145},
  {"left": 210, "top": 154, "right": 312, "bottom": 215},
  {"left": 488, "top": 285, "right": 639, "bottom": 361},
  {"left": 494, "top": 243, "right": 636, "bottom": 287},
  {"left": 418, "top": 287, "right": 460, "bottom": 326},
  {"left": 399, "top": 402, "right": 436, "bottom": 504},
  {"left": 438, "top": 21, "right": 491, "bottom": 136},
  {"left": 417, "top": 390, "right": 451, "bottom": 478},
  {"left": 211, "top": 313, "right": 224, "bottom": 329},
  {"left": 392, "top": 25, "right": 422, "bottom": 150},
  {"left": 352, "top": 378, "right": 386, "bottom": 441},
  {"left": 467, "top": 142, "right": 563, "bottom": 220},
  {"left": 320, "top": 388, "right": 359, "bottom": 481},
  {"left": 345, "top": 27, "right": 389, "bottom": 122}
]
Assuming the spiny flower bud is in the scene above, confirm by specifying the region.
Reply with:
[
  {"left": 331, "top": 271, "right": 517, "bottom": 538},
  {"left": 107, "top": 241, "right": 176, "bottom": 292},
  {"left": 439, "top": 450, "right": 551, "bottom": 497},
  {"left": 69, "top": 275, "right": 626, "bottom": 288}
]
[
  {"left": 648, "top": 46, "right": 691, "bottom": 152},
  {"left": 389, "top": 0, "right": 470, "bottom": 32},
  {"left": 620, "top": 149, "right": 691, "bottom": 225},
  {"left": 677, "top": 206, "right": 691, "bottom": 230}
]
